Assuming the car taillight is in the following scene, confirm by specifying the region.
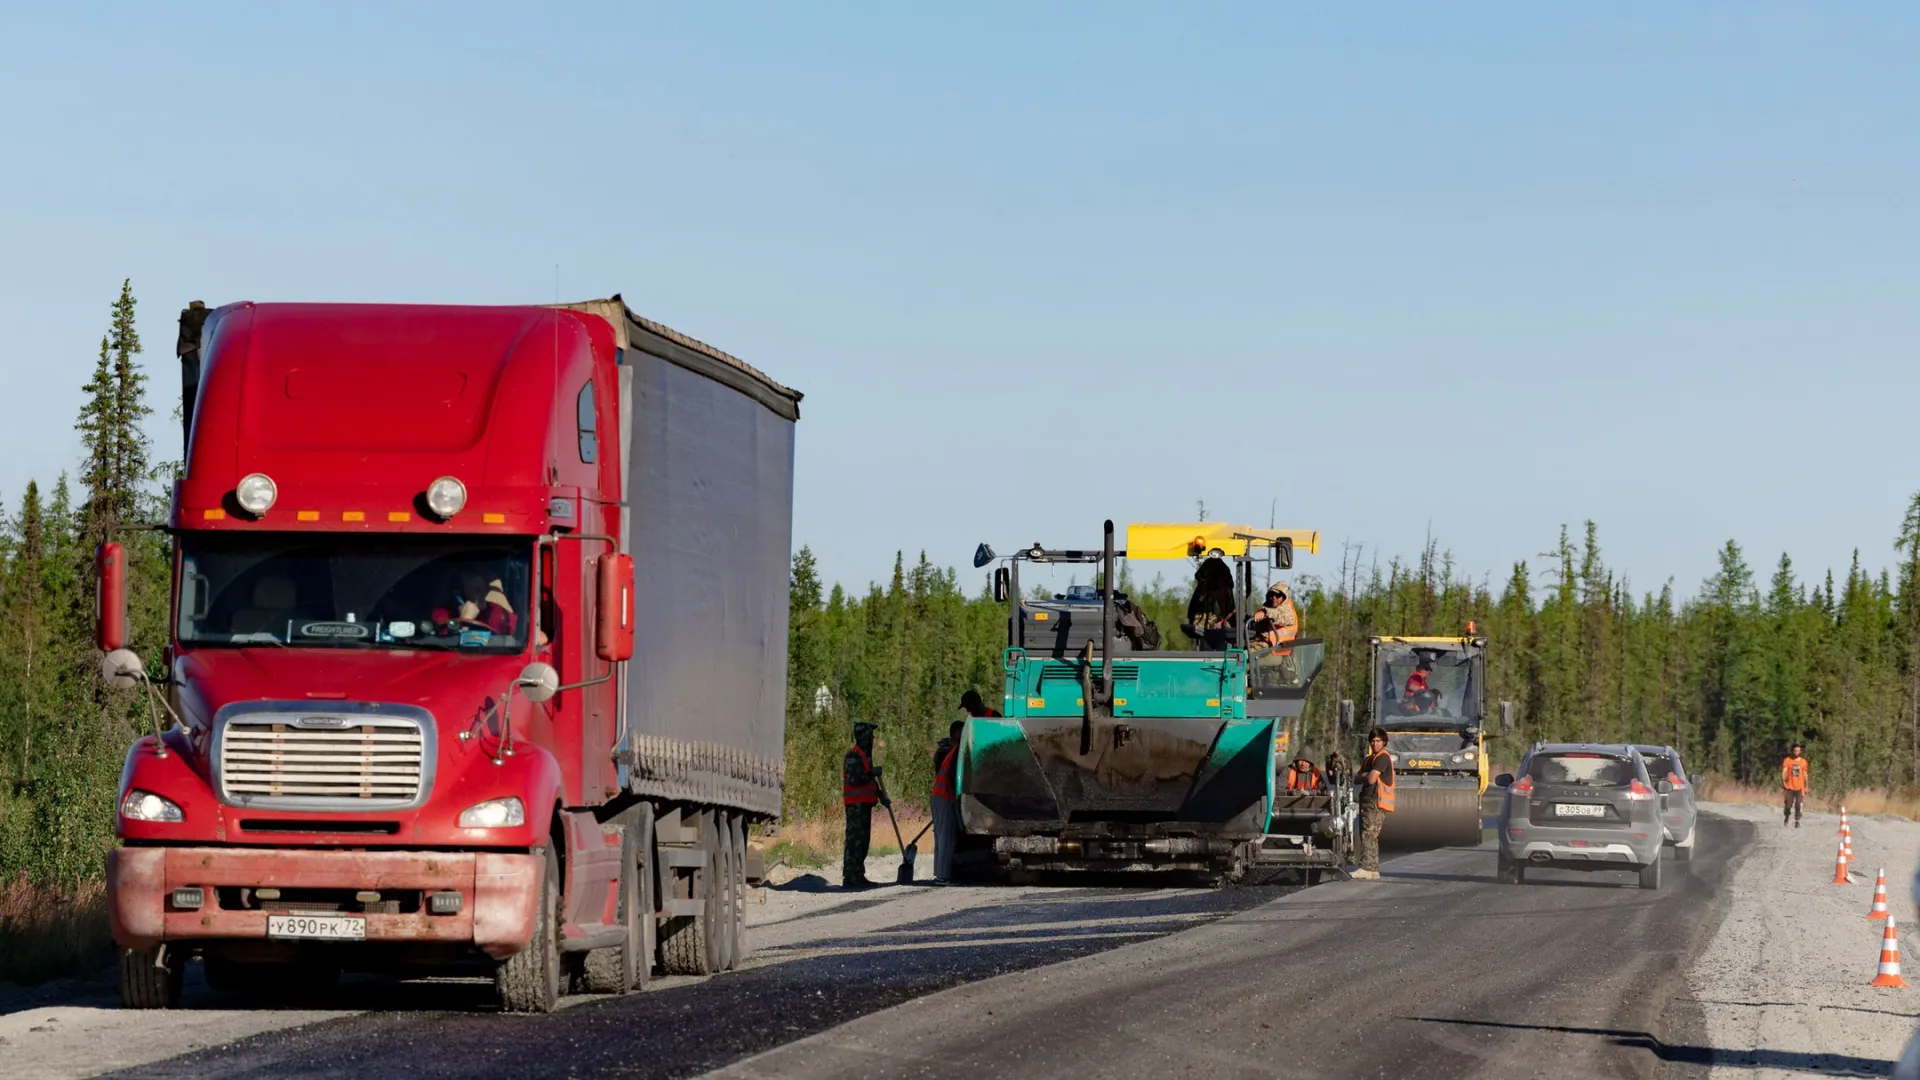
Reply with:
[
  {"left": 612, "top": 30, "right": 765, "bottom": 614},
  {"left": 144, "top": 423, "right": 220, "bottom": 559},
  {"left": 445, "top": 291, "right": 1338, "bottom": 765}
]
[
  {"left": 1668, "top": 772, "right": 1687, "bottom": 789},
  {"left": 1512, "top": 776, "right": 1534, "bottom": 797},
  {"left": 1627, "top": 779, "right": 1654, "bottom": 801}
]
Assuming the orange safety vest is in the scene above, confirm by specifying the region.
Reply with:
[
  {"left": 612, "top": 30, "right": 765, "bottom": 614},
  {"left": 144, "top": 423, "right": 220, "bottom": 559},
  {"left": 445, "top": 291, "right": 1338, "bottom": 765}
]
[
  {"left": 843, "top": 745, "right": 879, "bottom": 806},
  {"left": 1252, "top": 600, "right": 1299, "bottom": 647},
  {"left": 1364, "top": 749, "right": 1396, "bottom": 813},
  {"left": 1782, "top": 756, "right": 1809, "bottom": 792},
  {"left": 932, "top": 746, "right": 958, "bottom": 801},
  {"left": 1285, "top": 766, "right": 1323, "bottom": 793}
]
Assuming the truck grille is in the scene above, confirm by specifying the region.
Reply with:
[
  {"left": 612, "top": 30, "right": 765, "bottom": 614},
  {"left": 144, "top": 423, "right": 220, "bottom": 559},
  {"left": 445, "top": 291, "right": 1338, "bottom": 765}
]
[{"left": 217, "top": 715, "right": 429, "bottom": 810}]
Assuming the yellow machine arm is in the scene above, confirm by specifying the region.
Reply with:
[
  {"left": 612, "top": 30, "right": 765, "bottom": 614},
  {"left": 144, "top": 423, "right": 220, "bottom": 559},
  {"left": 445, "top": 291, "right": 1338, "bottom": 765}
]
[{"left": 1123, "top": 523, "right": 1321, "bottom": 561}]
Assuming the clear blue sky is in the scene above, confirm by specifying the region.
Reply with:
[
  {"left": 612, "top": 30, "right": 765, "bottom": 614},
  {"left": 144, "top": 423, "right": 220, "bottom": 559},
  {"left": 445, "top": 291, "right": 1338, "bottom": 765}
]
[{"left": 3, "top": 3, "right": 1916, "bottom": 601}]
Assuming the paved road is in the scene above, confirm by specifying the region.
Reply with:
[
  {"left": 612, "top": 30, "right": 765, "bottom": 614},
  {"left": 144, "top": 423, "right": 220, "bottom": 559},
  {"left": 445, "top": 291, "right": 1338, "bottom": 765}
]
[
  {"left": 82, "top": 880, "right": 1290, "bottom": 1080},
  {"left": 714, "top": 817, "right": 1752, "bottom": 1080}
]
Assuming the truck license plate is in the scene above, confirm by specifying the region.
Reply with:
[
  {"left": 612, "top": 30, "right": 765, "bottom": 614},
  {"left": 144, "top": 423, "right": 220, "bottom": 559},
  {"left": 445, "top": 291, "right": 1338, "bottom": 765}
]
[
  {"left": 266, "top": 914, "right": 366, "bottom": 940},
  {"left": 1554, "top": 803, "right": 1605, "bottom": 818}
]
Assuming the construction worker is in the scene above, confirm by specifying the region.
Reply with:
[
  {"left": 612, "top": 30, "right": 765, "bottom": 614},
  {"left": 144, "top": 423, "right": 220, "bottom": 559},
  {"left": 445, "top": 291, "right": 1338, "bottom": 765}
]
[
  {"left": 1782, "top": 743, "right": 1811, "bottom": 828},
  {"left": 1248, "top": 582, "right": 1299, "bottom": 647},
  {"left": 931, "top": 719, "right": 963, "bottom": 883},
  {"left": 959, "top": 689, "right": 1002, "bottom": 718},
  {"left": 842, "top": 722, "right": 886, "bottom": 888},
  {"left": 1284, "top": 756, "right": 1324, "bottom": 794},
  {"left": 1352, "top": 727, "right": 1396, "bottom": 880}
]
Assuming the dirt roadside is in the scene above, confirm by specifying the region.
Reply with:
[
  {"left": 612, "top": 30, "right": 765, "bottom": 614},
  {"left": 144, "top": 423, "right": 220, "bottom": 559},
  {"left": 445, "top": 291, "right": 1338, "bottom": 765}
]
[{"left": 1680, "top": 801, "right": 1920, "bottom": 1077}]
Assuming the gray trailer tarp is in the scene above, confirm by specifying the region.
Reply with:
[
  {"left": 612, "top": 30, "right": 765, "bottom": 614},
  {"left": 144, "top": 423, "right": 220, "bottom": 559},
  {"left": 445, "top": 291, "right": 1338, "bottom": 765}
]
[{"left": 562, "top": 297, "right": 801, "bottom": 818}]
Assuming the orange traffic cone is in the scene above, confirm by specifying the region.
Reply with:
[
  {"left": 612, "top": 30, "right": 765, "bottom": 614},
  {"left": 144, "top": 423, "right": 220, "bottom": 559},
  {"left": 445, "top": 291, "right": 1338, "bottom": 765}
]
[
  {"left": 1873, "top": 913, "right": 1908, "bottom": 988},
  {"left": 1832, "top": 841, "right": 1853, "bottom": 885},
  {"left": 1868, "top": 869, "right": 1892, "bottom": 920}
]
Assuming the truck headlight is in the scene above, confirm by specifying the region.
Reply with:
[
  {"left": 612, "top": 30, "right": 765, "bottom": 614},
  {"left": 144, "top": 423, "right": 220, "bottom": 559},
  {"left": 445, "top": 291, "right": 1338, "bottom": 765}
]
[
  {"left": 458, "top": 797, "right": 525, "bottom": 829},
  {"left": 235, "top": 473, "right": 277, "bottom": 514},
  {"left": 425, "top": 476, "right": 467, "bottom": 519},
  {"left": 121, "top": 789, "right": 184, "bottom": 823}
]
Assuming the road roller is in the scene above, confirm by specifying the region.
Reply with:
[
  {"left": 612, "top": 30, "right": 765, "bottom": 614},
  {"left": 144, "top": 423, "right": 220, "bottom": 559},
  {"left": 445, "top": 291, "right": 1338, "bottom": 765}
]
[{"left": 1364, "top": 633, "right": 1503, "bottom": 849}]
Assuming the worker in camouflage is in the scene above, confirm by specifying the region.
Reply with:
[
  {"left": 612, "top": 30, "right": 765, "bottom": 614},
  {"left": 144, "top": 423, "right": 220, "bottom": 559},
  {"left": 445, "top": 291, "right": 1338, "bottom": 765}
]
[{"left": 842, "top": 722, "right": 885, "bottom": 888}]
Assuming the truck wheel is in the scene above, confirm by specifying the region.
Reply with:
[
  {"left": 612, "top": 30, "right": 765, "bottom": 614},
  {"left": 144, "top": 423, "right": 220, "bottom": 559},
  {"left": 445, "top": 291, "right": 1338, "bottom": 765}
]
[
  {"left": 496, "top": 846, "right": 562, "bottom": 1013},
  {"left": 658, "top": 816, "right": 718, "bottom": 976},
  {"left": 1639, "top": 855, "right": 1662, "bottom": 891},
  {"left": 118, "top": 945, "right": 183, "bottom": 1009},
  {"left": 728, "top": 813, "right": 750, "bottom": 967},
  {"left": 713, "top": 816, "right": 736, "bottom": 972},
  {"left": 583, "top": 804, "right": 656, "bottom": 994}
]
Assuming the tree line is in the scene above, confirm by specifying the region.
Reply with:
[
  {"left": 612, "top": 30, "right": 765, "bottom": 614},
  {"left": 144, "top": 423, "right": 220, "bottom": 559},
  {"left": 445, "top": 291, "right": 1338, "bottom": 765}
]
[{"left": 783, "top": 513, "right": 1920, "bottom": 819}]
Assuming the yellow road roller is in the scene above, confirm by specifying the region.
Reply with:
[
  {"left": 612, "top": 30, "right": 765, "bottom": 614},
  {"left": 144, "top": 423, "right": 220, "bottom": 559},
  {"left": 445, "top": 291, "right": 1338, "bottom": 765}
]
[{"left": 1363, "top": 633, "right": 1507, "bottom": 849}]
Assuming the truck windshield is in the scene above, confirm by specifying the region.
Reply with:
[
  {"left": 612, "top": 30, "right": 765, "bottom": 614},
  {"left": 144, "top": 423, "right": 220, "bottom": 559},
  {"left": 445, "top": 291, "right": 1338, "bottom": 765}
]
[
  {"left": 1376, "top": 647, "right": 1479, "bottom": 721},
  {"left": 178, "top": 532, "right": 532, "bottom": 652}
]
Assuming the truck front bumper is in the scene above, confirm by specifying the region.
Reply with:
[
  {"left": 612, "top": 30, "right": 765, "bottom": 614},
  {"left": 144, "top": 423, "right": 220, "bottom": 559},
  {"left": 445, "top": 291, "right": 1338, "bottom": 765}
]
[{"left": 108, "top": 846, "right": 542, "bottom": 960}]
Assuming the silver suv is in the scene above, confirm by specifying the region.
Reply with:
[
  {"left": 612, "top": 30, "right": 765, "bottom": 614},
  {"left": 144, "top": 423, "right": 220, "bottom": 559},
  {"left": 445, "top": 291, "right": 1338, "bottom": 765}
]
[
  {"left": 1633, "top": 744, "right": 1698, "bottom": 862},
  {"left": 1494, "top": 743, "right": 1665, "bottom": 890}
]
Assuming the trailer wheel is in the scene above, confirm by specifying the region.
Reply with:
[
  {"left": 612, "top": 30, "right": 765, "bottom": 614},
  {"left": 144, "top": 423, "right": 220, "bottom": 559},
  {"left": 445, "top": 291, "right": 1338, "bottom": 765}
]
[
  {"left": 658, "top": 815, "right": 718, "bottom": 976},
  {"left": 728, "top": 814, "right": 750, "bottom": 966},
  {"left": 713, "top": 815, "right": 736, "bottom": 972},
  {"left": 583, "top": 803, "right": 655, "bottom": 994},
  {"left": 496, "top": 846, "right": 562, "bottom": 1013},
  {"left": 118, "top": 944, "right": 184, "bottom": 1009}
]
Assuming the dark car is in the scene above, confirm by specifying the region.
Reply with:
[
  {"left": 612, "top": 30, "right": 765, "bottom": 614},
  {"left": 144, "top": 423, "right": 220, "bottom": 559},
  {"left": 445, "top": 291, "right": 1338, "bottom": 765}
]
[
  {"left": 1494, "top": 743, "right": 1665, "bottom": 889},
  {"left": 1633, "top": 743, "right": 1698, "bottom": 862}
]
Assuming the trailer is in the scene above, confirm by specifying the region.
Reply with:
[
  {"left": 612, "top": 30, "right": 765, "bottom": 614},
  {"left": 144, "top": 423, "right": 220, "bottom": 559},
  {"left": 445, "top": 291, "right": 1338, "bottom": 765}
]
[{"left": 102, "top": 296, "right": 799, "bottom": 1011}]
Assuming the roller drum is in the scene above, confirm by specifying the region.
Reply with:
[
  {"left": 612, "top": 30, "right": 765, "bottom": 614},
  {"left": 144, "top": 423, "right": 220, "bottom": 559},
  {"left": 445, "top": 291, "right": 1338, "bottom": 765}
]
[{"left": 1381, "top": 782, "right": 1484, "bottom": 850}]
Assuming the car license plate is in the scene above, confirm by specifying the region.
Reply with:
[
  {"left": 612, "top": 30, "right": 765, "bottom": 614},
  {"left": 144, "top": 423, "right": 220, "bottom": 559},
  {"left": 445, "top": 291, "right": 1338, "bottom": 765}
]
[
  {"left": 266, "top": 914, "right": 366, "bottom": 940},
  {"left": 1554, "top": 803, "right": 1605, "bottom": 818}
]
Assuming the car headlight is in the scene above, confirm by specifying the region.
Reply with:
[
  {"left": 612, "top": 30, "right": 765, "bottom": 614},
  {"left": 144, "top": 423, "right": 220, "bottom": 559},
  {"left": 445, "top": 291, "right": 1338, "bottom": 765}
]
[
  {"left": 121, "top": 789, "right": 184, "bottom": 823},
  {"left": 458, "top": 797, "right": 525, "bottom": 829},
  {"left": 235, "top": 473, "right": 277, "bottom": 514}
]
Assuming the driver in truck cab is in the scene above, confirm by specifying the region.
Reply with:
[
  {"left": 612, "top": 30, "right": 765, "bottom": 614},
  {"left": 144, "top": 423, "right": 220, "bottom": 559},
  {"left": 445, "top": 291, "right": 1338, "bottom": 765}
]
[{"left": 1402, "top": 655, "right": 1440, "bottom": 715}]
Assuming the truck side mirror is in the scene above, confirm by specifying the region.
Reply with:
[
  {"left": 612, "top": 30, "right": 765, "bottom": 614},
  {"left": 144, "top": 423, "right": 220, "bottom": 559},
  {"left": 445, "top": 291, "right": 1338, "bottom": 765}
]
[
  {"left": 96, "top": 542, "right": 127, "bottom": 652},
  {"left": 1499, "top": 701, "right": 1515, "bottom": 734},
  {"left": 993, "top": 567, "right": 1010, "bottom": 603},
  {"left": 1493, "top": 773, "right": 1514, "bottom": 788},
  {"left": 1337, "top": 699, "right": 1354, "bottom": 733},
  {"left": 1272, "top": 538, "right": 1293, "bottom": 570},
  {"left": 973, "top": 543, "right": 996, "bottom": 569},
  {"left": 595, "top": 553, "right": 634, "bottom": 662}
]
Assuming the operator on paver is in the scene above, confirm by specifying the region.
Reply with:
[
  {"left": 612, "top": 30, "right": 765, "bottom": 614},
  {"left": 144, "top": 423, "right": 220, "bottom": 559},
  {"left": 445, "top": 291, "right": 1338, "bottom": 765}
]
[
  {"left": 842, "top": 721, "right": 886, "bottom": 888},
  {"left": 960, "top": 689, "right": 1002, "bottom": 719},
  {"left": 931, "top": 719, "right": 964, "bottom": 883},
  {"left": 1248, "top": 581, "right": 1299, "bottom": 647},
  {"left": 1285, "top": 756, "right": 1325, "bottom": 794},
  {"left": 1781, "top": 742, "right": 1811, "bottom": 828},
  {"left": 1352, "top": 727, "right": 1396, "bottom": 880}
]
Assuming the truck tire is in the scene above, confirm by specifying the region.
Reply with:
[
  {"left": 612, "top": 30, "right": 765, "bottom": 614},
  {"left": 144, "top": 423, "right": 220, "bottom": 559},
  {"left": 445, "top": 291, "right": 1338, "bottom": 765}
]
[
  {"left": 118, "top": 945, "right": 183, "bottom": 1009},
  {"left": 1639, "top": 855, "right": 1662, "bottom": 891},
  {"left": 717, "top": 815, "right": 739, "bottom": 971},
  {"left": 583, "top": 804, "right": 655, "bottom": 994},
  {"left": 496, "top": 846, "right": 562, "bottom": 1013},
  {"left": 658, "top": 816, "right": 718, "bottom": 976},
  {"left": 727, "top": 813, "right": 749, "bottom": 967}
]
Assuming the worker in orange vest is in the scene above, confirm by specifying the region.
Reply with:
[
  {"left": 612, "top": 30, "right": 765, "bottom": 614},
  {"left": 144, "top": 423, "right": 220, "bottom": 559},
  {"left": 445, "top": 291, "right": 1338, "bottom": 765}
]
[
  {"left": 1781, "top": 743, "right": 1810, "bottom": 828},
  {"left": 842, "top": 722, "right": 886, "bottom": 888},
  {"left": 1284, "top": 757, "right": 1325, "bottom": 794},
  {"left": 959, "top": 689, "right": 1001, "bottom": 718},
  {"left": 1248, "top": 582, "right": 1299, "bottom": 647},
  {"left": 1352, "top": 727, "right": 1396, "bottom": 880},
  {"left": 931, "top": 719, "right": 964, "bottom": 883}
]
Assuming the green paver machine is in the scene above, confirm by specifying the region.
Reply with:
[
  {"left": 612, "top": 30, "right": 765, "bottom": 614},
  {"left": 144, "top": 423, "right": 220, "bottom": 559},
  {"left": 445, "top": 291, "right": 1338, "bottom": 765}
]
[{"left": 954, "top": 521, "right": 1343, "bottom": 881}]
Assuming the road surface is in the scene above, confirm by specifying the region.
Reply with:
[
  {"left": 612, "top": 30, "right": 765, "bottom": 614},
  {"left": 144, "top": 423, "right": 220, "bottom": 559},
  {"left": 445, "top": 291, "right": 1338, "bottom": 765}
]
[{"left": 8, "top": 815, "right": 1756, "bottom": 1080}]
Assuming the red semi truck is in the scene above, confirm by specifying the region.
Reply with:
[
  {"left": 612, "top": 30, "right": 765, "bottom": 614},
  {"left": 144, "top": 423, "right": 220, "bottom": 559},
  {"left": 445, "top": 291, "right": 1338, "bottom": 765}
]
[{"left": 101, "top": 297, "right": 800, "bottom": 1011}]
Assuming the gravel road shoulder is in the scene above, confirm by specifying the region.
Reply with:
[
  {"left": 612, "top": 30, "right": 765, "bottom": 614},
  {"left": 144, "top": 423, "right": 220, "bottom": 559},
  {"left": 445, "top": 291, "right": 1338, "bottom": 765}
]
[{"left": 1678, "top": 801, "right": 1920, "bottom": 1078}]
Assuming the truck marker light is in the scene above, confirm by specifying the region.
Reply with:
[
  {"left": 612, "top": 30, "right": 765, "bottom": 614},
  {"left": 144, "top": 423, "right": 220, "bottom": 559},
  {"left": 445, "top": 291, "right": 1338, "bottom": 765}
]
[
  {"left": 297, "top": 511, "right": 319, "bottom": 522},
  {"left": 425, "top": 476, "right": 467, "bottom": 519},
  {"left": 202, "top": 508, "right": 226, "bottom": 520},
  {"left": 1028, "top": 697, "right": 1045, "bottom": 708},
  {"left": 388, "top": 511, "right": 411, "bottom": 523},
  {"left": 121, "top": 789, "right": 184, "bottom": 822},
  {"left": 343, "top": 511, "right": 366, "bottom": 522},
  {"left": 235, "top": 473, "right": 277, "bottom": 514},
  {"left": 483, "top": 513, "right": 506, "bottom": 524},
  {"left": 169, "top": 887, "right": 204, "bottom": 911}
]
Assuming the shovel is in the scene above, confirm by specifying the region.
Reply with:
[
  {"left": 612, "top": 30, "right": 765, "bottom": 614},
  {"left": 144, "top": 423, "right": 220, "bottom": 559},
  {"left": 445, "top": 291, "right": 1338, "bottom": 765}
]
[{"left": 897, "top": 821, "right": 933, "bottom": 884}]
